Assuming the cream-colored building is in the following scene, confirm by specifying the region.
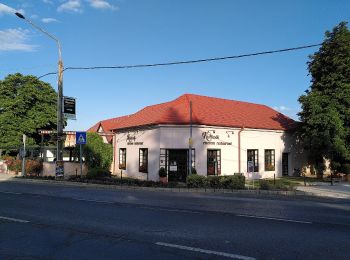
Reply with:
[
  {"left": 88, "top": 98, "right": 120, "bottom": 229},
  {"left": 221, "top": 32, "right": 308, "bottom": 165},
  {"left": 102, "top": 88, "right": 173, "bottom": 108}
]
[{"left": 90, "top": 94, "right": 306, "bottom": 181}]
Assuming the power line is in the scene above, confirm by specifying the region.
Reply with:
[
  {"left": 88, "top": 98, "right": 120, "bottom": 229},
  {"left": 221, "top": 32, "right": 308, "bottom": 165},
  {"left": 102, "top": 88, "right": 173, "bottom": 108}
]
[{"left": 38, "top": 43, "right": 321, "bottom": 79}]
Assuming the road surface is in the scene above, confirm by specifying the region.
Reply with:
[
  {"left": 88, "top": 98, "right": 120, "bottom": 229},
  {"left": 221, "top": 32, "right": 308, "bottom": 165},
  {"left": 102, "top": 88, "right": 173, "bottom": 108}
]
[{"left": 0, "top": 179, "right": 349, "bottom": 259}]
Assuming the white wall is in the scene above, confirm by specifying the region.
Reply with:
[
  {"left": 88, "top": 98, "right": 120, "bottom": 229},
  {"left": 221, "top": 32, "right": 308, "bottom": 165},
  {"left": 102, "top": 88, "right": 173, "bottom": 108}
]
[
  {"left": 114, "top": 128, "right": 160, "bottom": 181},
  {"left": 114, "top": 125, "right": 304, "bottom": 181}
]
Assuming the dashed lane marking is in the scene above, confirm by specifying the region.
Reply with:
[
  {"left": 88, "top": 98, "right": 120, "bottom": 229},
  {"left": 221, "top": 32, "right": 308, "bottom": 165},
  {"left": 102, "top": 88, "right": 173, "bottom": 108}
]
[
  {"left": 236, "top": 214, "right": 312, "bottom": 224},
  {"left": 155, "top": 242, "right": 256, "bottom": 260},
  {"left": 0, "top": 216, "right": 30, "bottom": 223}
]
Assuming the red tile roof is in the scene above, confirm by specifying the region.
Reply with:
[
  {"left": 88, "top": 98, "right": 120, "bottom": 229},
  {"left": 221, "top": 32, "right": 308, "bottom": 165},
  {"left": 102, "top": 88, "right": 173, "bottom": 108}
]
[{"left": 90, "top": 94, "right": 296, "bottom": 132}]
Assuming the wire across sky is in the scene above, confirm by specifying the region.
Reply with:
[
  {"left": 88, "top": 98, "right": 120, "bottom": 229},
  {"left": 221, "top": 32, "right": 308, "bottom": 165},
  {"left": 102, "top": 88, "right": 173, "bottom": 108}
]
[{"left": 38, "top": 43, "right": 322, "bottom": 79}]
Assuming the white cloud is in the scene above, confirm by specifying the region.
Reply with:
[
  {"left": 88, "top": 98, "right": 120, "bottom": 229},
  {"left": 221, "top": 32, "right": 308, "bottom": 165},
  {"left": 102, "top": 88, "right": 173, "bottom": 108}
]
[
  {"left": 0, "top": 28, "right": 37, "bottom": 52},
  {"left": 0, "top": 3, "right": 25, "bottom": 16},
  {"left": 88, "top": 0, "right": 118, "bottom": 11},
  {"left": 57, "top": 0, "right": 83, "bottom": 13},
  {"left": 0, "top": 3, "right": 15, "bottom": 15},
  {"left": 42, "top": 17, "right": 59, "bottom": 23},
  {"left": 42, "top": 0, "right": 54, "bottom": 4},
  {"left": 273, "top": 105, "right": 292, "bottom": 112}
]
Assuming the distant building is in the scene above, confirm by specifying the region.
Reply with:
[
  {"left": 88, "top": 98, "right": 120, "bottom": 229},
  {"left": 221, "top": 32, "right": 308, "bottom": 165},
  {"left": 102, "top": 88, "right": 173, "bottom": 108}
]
[{"left": 89, "top": 94, "right": 305, "bottom": 181}]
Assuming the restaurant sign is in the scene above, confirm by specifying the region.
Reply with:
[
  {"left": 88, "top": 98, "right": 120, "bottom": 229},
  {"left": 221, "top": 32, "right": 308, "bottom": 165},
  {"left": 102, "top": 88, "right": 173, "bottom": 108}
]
[{"left": 202, "top": 131, "right": 233, "bottom": 146}]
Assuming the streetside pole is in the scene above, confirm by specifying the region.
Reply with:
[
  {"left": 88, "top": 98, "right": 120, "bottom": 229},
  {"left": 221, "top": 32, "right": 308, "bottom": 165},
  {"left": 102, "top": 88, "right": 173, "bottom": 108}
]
[
  {"left": 22, "top": 134, "right": 26, "bottom": 177},
  {"left": 189, "top": 101, "right": 193, "bottom": 176},
  {"left": 80, "top": 144, "right": 83, "bottom": 177}
]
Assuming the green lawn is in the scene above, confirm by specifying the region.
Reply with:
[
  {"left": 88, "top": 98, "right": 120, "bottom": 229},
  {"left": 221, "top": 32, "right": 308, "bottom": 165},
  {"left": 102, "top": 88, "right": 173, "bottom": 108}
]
[{"left": 245, "top": 176, "right": 320, "bottom": 190}]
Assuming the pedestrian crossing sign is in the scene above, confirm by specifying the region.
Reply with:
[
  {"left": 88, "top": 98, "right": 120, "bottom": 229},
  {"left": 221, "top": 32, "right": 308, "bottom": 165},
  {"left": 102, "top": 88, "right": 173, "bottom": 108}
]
[{"left": 76, "top": 132, "right": 87, "bottom": 145}]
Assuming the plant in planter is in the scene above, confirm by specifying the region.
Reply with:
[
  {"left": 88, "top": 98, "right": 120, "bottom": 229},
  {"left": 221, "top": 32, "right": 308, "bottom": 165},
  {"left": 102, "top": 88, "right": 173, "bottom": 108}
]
[{"left": 159, "top": 167, "right": 167, "bottom": 183}]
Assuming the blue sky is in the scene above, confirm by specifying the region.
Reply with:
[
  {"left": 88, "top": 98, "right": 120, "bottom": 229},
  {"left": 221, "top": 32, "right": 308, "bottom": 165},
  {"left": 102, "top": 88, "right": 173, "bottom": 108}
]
[{"left": 0, "top": 0, "right": 349, "bottom": 131}]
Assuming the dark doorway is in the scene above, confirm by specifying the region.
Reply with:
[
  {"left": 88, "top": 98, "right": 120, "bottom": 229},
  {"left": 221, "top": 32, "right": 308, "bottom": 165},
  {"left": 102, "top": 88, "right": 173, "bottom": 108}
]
[
  {"left": 168, "top": 149, "right": 188, "bottom": 182},
  {"left": 282, "top": 152, "right": 289, "bottom": 176}
]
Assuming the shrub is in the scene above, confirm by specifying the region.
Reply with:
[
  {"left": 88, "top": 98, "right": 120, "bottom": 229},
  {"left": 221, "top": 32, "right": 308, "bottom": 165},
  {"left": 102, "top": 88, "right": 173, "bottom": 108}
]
[
  {"left": 186, "top": 174, "right": 206, "bottom": 188},
  {"left": 159, "top": 167, "right": 167, "bottom": 178},
  {"left": 220, "top": 175, "right": 245, "bottom": 190},
  {"left": 86, "top": 168, "right": 111, "bottom": 179},
  {"left": 340, "top": 164, "right": 350, "bottom": 174},
  {"left": 206, "top": 176, "right": 221, "bottom": 188},
  {"left": 25, "top": 159, "right": 43, "bottom": 176},
  {"left": 5, "top": 157, "right": 22, "bottom": 174},
  {"left": 78, "top": 132, "right": 113, "bottom": 170},
  {"left": 259, "top": 179, "right": 272, "bottom": 190}
]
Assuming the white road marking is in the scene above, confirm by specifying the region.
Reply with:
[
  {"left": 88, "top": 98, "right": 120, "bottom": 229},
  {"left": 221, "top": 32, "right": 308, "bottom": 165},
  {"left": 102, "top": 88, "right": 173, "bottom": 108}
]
[
  {"left": 0, "top": 191, "right": 22, "bottom": 195},
  {"left": 236, "top": 214, "right": 312, "bottom": 224},
  {"left": 156, "top": 242, "right": 256, "bottom": 260},
  {"left": 72, "top": 198, "right": 115, "bottom": 204},
  {"left": 140, "top": 206, "right": 201, "bottom": 214},
  {"left": 0, "top": 216, "right": 29, "bottom": 223}
]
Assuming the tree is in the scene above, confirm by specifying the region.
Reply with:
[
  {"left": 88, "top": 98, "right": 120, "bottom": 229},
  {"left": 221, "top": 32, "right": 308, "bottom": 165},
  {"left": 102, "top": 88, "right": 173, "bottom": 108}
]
[
  {"left": 298, "top": 22, "right": 350, "bottom": 173},
  {"left": 0, "top": 73, "right": 57, "bottom": 149},
  {"left": 80, "top": 132, "right": 113, "bottom": 170}
]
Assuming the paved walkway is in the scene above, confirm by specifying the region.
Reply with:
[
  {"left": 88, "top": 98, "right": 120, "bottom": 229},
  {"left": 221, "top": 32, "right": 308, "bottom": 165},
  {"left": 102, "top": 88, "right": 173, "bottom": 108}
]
[
  {"left": 296, "top": 182, "right": 350, "bottom": 199},
  {"left": 0, "top": 173, "right": 14, "bottom": 182}
]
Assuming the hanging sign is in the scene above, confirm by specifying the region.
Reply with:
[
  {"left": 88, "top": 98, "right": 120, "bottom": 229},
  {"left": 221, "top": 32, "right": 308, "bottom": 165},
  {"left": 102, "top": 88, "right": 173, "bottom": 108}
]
[{"left": 63, "top": 96, "right": 76, "bottom": 120}]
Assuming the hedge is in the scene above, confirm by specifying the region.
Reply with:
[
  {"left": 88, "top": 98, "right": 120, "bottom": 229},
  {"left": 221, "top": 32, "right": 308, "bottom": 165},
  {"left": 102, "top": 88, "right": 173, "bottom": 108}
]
[{"left": 186, "top": 174, "right": 245, "bottom": 189}]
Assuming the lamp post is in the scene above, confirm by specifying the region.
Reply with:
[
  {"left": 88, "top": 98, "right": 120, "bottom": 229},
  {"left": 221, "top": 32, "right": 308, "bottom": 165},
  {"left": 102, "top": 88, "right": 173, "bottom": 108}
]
[{"left": 15, "top": 12, "right": 65, "bottom": 174}]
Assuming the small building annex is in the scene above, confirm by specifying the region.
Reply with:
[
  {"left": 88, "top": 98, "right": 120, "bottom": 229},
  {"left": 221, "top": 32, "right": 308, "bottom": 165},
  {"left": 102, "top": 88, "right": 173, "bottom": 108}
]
[{"left": 89, "top": 94, "right": 304, "bottom": 181}]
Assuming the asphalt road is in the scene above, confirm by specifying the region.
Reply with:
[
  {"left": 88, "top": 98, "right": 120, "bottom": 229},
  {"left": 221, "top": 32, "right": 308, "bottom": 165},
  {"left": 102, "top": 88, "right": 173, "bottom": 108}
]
[{"left": 0, "top": 180, "right": 349, "bottom": 259}]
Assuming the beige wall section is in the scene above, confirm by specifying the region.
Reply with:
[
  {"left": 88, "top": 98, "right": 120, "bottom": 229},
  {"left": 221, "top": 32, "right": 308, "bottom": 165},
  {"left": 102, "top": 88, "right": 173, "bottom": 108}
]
[
  {"left": 113, "top": 125, "right": 307, "bottom": 181},
  {"left": 42, "top": 162, "right": 88, "bottom": 178},
  {"left": 114, "top": 128, "right": 160, "bottom": 181}
]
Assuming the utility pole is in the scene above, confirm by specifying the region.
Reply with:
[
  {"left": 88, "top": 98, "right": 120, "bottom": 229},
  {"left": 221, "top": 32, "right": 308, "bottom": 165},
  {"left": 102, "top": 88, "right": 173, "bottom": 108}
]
[{"left": 15, "top": 12, "right": 65, "bottom": 177}]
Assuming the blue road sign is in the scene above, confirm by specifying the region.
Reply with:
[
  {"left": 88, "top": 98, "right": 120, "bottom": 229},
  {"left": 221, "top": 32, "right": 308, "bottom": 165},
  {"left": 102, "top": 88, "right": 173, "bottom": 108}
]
[{"left": 76, "top": 132, "right": 87, "bottom": 145}]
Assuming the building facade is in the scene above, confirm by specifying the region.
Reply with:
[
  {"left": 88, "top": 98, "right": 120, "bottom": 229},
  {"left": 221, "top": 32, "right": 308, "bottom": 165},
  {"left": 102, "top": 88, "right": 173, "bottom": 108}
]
[{"left": 90, "top": 94, "right": 305, "bottom": 181}]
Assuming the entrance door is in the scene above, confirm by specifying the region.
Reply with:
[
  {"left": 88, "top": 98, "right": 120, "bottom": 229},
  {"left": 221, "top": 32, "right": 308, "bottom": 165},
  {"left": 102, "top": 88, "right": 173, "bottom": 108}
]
[
  {"left": 168, "top": 149, "right": 188, "bottom": 182},
  {"left": 282, "top": 153, "right": 289, "bottom": 176}
]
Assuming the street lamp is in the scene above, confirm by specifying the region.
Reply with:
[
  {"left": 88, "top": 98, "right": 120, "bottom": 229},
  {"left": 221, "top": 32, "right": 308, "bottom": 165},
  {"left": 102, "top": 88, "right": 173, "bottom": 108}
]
[{"left": 15, "top": 12, "right": 65, "bottom": 175}]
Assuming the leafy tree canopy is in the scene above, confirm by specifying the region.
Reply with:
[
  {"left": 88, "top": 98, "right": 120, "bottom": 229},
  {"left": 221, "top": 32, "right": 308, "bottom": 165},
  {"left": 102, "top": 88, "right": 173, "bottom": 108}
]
[
  {"left": 0, "top": 73, "right": 57, "bottom": 149},
  {"left": 298, "top": 22, "right": 350, "bottom": 170}
]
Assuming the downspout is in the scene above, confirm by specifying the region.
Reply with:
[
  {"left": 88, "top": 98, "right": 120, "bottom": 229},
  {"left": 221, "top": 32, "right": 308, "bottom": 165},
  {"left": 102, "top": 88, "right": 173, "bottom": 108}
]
[
  {"left": 238, "top": 127, "right": 244, "bottom": 173},
  {"left": 113, "top": 132, "right": 117, "bottom": 174}
]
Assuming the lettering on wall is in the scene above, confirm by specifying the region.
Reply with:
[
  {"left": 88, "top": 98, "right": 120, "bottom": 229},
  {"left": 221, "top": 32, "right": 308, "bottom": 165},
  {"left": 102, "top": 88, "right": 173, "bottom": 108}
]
[
  {"left": 127, "top": 133, "right": 144, "bottom": 145},
  {"left": 202, "top": 130, "right": 233, "bottom": 146}
]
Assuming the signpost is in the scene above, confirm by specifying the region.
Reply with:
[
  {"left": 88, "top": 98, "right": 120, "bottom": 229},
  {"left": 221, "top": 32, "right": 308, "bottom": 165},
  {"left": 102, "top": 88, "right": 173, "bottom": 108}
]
[
  {"left": 247, "top": 161, "right": 254, "bottom": 189},
  {"left": 76, "top": 132, "right": 87, "bottom": 177},
  {"left": 22, "top": 134, "right": 26, "bottom": 177},
  {"left": 63, "top": 96, "right": 76, "bottom": 120}
]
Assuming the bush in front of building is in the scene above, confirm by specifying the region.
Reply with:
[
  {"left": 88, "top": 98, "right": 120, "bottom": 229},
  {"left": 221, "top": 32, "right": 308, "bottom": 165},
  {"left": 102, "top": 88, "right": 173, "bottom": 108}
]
[
  {"left": 219, "top": 175, "right": 245, "bottom": 190},
  {"left": 3, "top": 156, "right": 22, "bottom": 174},
  {"left": 206, "top": 176, "right": 221, "bottom": 188},
  {"left": 79, "top": 132, "right": 113, "bottom": 170},
  {"left": 340, "top": 164, "right": 350, "bottom": 174},
  {"left": 86, "top": 168, "right": 111, "bottom": 179},
  {"left": 25, "top": 159, "right": 43, "bottom": 176},
  {"left": 186, "top": 174, "right": 206, "bottom": 188},
  {"left": 259, "top": 180, "right": 272, "bottom": 190},
  {"left": 186, "top": 174, "right": 246, "bottom": 189}
]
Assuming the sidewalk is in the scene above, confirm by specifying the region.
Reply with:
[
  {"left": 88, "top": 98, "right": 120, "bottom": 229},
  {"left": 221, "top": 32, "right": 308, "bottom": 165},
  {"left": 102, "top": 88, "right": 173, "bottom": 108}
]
[{"left": 296, "top": 182, "right": 350, "bottom": 199}]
